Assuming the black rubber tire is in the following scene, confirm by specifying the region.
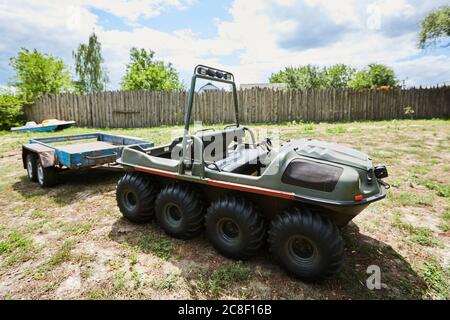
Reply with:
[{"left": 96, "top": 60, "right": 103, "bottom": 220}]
[
  {"left": 116, "top": 173, "right": 159, "bottom": 224},
  {"left": 205, "top": 196, "right": 265, "bottom": 260},
  {"left": 268, "top": 207, "right": 344, "bottom": 281},
  {"left": 36, "top": 161, "right": 57, "bottom": 188},
  {"left": 155, "top": 184, "right": 205, "bottom": 239},
  {"left": 26, "top": 154, "right": 38, "bottom": 182}
]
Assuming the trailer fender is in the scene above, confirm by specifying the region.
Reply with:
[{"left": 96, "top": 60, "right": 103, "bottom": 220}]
[{"left": 22, "top": 144, "right": 56, "bottom": 168}]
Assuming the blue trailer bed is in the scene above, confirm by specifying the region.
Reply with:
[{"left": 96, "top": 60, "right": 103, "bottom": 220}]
[{"left": 22, "top": 133, "right": 153, "bottom": 187}]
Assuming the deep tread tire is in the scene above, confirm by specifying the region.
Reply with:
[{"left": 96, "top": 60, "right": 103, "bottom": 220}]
[
  {"left": 268, "top": 207, "right": 344, "bottom": 281},
  {"left": 205, "top": 196, "right": 265, "bottom": 260},
  {"left": 26, "top": 154, "right": 38, "bottom": 182},
  {"left": 116, "top": 173, "right": 158, "bottom": 224},
  {"left": 155, "top": 184, "right": 205, "bottom": 239},
  {"left": 36, "top": 161, "right": 57, "bottom": 187}
]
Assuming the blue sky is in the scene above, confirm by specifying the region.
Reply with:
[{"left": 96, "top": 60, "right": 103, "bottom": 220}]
[{"left": 1, "top": 0, "right": 449, "bottom": 91}]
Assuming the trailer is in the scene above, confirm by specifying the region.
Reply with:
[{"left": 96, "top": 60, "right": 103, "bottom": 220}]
[{"left": 22, "top": 133, "right": 153, "bottom": 187}]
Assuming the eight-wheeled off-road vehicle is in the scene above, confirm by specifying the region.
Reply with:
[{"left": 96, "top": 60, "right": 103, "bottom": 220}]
[{"left": 116, "top": 65, "right": 389, "bottom": 281}]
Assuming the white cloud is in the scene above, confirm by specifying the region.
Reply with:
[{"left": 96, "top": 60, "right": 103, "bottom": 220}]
[
  {"left": 394, "top": 55, "right": 450, "bottom": 87},
  {"left": 80, "top": 0, "right": 193, "bottom": 23},
  {"left": 0, "top": 0, "right": 449, "bottom": 89}
]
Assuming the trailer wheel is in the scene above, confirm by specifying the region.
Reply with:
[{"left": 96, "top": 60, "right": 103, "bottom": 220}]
[
  {"left": 205, "top": 196, "right": 265, "bottom": 260},
  {"left": 268, "top": 207, "right": 344, "bottom": 281},
  {"left": 116, "top": 173, "right": 158, "bottom": 224},
  {"left": 155, "top": 184, "right": 205, "bottom": 239},
  {"left": 36, "top": 161, "right": 57, "bottom": 188},
  {"left": 26, "top": 154, "right": 38, "bottom": 182}
]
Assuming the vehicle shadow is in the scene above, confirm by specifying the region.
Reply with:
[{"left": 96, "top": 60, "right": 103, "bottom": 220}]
[
  {"left": 108, "top": 218, "right": 428, "bottom": 300},
  {"left": 12, "top": 169, "right": 124, "bottom": 206}
]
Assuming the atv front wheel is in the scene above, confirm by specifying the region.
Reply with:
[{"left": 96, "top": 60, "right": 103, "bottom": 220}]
[
  {"left": 116, "top": 173, "right": 158, "bottom": 224},
  {"left": 205, "top": 196, "right": 265, "bottom": 260},
  {"left": 155, "top": 184, "right": 205, "bottom": 239},
  {"left": 268, "top": 207, "right": 344, "bottom": 281}
]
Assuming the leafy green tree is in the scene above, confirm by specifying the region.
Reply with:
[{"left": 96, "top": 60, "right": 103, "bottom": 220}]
[
  {"left": 73, "top": 33, "right": 109, "bottom": 93},
  {"left": 0, "top": 93, "right": 24, "bottom": 130},
  {"left": 9, "top": 49, "right": 73, "bottom": 103},
  {"left": 270, "top": 64, "right": 356, "bottom": 89},
  {"left": 322, "top": 64, "right": 356, "bottom": 88},
  {"left": 270, "top": 65, "right": 323, "bottom": 89},
  {"left": 121, "top": 48, "right": 182, "bottom": 91},
  {"left": 349, "top": 64, "right": 398, "bottom": 89},
  {"left": 418, "top": 6, "right": 450, "bottom": 49}
]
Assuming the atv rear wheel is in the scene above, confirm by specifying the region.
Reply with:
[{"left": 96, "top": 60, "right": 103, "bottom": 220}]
[
  {"left": 268, "top": 207, "right": 344, "bottom": 281},
  {"left": 116, "top": 173, "right": 158, "bottom": 224},
  {"left": 155, "top": 184, "right": 205, "bottom": 239},
  {"left": 205, "top": 196, "right": 265, "bottom": 260}
]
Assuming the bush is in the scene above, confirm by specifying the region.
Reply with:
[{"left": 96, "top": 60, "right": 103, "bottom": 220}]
[{"left": 0, "top": 94, "right": 25, "bottom": 130}]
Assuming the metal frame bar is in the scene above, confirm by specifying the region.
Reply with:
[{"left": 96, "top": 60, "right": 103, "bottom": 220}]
[{"left": 180, "top": 65, "right": 240, "bottom": 173}]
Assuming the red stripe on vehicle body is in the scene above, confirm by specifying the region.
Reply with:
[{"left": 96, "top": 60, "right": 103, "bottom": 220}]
[
  {"left": 206, "top": 180, "right": 295, "bottom": 200},
  {"left": 131, "top": 165, "right": 295, "bottom": 200},
  {"left": 134, "top": 165, "right": 178, "bottom": 178}
]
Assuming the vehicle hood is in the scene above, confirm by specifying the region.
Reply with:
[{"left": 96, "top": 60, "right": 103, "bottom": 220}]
[{"left": 284, "top": 139, "right": 372, "bottom": 171}]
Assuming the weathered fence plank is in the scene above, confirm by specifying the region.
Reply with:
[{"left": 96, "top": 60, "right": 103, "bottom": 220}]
[{"left": 26, "top": 87, "right": 450, "bottom": 128}]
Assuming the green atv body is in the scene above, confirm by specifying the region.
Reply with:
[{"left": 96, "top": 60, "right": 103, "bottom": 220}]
[{"left": 116, "top": 65, "right": 388, "bottom": 281}]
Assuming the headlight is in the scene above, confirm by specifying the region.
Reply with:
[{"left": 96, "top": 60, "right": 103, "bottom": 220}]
[{"left": 374, "top": 165, "right": 388, "bottom": 179}]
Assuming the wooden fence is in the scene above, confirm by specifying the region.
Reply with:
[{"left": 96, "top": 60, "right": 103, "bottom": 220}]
[{"left": 26, "top": 87, "right": 450, "bottom": 128}]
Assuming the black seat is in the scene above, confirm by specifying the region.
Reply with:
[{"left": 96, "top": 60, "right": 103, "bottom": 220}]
[
  {"left": 199, "top": 127, "right": 245, "bottom": 160},
  {"left": 207, "top": 148, "right": 266, "bottom": 174},
  {"left": 179, "top": 127, "right": 246, "bottom": 163}
]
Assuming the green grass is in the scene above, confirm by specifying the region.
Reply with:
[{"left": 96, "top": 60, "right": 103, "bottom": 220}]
[
  {"left": 389, "top": 178, "right": 402, "bottom": 188},
  {"left": 112, "top": 271, "right": 127, "bottom": 292},
  {"left": 409, "top": 165, "right": 431, "bottom": 176},
  {"left": 197, "top": 262, "right": 253, "bottom": 297},
  {"left": 152, "top": 273, "right": 179, "bottom": 291},
  {"left": 389, "top": 191, "right": 435, "bottom": 207},
  {"left": 138, "top": 235, "right": 173, "bottom": 260},
  {"left": 443, "top": 208, "right": 450, "bottom": 221},
  {"left": 34, "top": 240, "right": 75, "bottom": 279},
  {"left": 421, "top": 260, "right": 450, "bottom": 299},
  {"left": 85, "top": 290, "right": 108, "bottom": 300},
  {"left": 30, "top": 209, "right": 46, "bottom": 219},
  {"left": 439, "top": 208, "right": 450, "bottom": 232},
  {"left": 415, "top": 179, "right": 450, "bottom": 199},
  {"left": 129, "top": 252, "right": 139, "bottom": 266},
  {"left": 392, "top": 213, "right": 442, "bottom": 247},
  {"left": 0, "top": 231, "right": 35, "bottom": 269},
  {"left": 325, "top": 126, "right": 347, "bottom": 135},
  {"left": 62, "top": 222, "right": 94, "bottom": 236},
  {"left": 0, "top": 231, "right": 33, "bottom": 254}
]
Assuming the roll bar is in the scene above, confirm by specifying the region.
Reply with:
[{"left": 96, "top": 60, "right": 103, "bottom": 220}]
[
  {"left": 180, "top": 65, "right": 241, "bottom": 174},
  {"left": 183, "top": 65, "right": 240, "bottom": 133}
]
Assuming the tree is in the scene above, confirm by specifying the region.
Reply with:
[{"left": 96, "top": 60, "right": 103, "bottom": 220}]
[
  {"left": 270, "top": 64, "right": 355, "bottom": 89},
  {"left": 73, "top": 33, "right": 109, "bottom": 93},
  {"left": 0, "top": 93, "right": 24, "bottom": 130},
  {"left": 270, "top": 65, "right": 323, "bottom": 89},
  {"left": 322, "top": 64, "right": 356, "bottom": 88},
  {"left": 349, "top": 64, "right": 398, "bottom": 89},
  {"left": 121, "top": 48, "right": 182, "bottom": 91},
  {"left": 418, "top": 6, "right": 450, "bottom": 49},
  {"left": 9, "top": 48, "right": 73, "bottom": 103}
]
